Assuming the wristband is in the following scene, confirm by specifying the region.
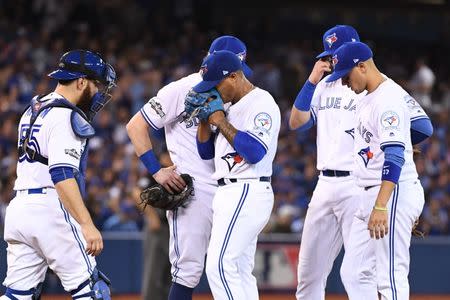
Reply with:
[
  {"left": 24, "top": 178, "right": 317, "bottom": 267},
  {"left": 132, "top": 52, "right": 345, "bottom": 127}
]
[
  {"left": 139, "top": 149, "right": 161, "bottom": 175},
  {"left": 373, "top": 205, "right": 388, "bottom": 212},
  {"left": 294, "top": 80, "right": 316, "bottom": 112}
]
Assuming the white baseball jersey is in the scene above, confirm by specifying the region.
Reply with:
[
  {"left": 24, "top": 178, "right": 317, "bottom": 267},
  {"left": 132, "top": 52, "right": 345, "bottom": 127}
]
[
  {"left": 310, "top": 75, "right": 428, "bottom": 173},
  {"left": 14, "top": 92, "right": 85, "bottom": 190},
  {"left": 213, "top": 87, "right": 280, "bottom": 180},
  {"left": 311, "top": 75, "right": 363, "bottom": 171},
  {"left": 140, "top": 72, "right": 215, "bottom": 185},
  {"left": 354, "top": 78, "right": 419, "bottom": 187}
]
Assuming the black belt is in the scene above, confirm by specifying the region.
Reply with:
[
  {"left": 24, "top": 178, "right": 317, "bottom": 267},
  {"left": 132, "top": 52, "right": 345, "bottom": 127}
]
[
  {"left": 217, "top": 177, "right": 271, "bottom": 186},
  {"left": 321, "top": 170, "right": 350, "bottom": 177}
]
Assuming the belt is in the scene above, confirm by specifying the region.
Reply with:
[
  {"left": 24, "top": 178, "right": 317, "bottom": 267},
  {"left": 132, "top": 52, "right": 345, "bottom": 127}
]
[
  {"left": 321, "top": 170, "right": 350, "bottom": 177},
  {"left": 217, "top": 177, "right": 271, "bottom": 186},
  {"left": 16, "top": 188, "right": 48, "bottom": 195}
]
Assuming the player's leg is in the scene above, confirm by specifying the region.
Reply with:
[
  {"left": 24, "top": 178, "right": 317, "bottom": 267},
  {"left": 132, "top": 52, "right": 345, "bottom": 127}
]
[
  {"left": 1, "top": 195, "right": 48, "bottom": 300},
  {"left": 205, "top": 182, "right": 273, "bottom": 300},
  {"left": 237, "top": 237, "right": 259, "bottom": 299},
  {"left": 296, "top": 178, "right": 343, "bottom": 300},
  {"left": 377, "top": 181, "right": 424, "bottom": 300},
  {"left": 166, "top": 182, "right": 215, "bottom": 299},
  {"left": 36, "top": 192, "right": 109, "bottom": 299},
  {"left": 340, "top": 187, "right": 378, "bottom": 300}
]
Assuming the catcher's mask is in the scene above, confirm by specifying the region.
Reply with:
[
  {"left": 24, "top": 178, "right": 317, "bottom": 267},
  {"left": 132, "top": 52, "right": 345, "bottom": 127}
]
[{"left": 48, "top": 49, "right": 117, "bottom": 121}]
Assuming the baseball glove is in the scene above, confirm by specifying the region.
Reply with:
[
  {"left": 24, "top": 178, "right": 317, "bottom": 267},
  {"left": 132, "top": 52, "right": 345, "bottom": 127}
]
[
  {"left": 139, "top": 174, "right": 194, "bottom": 211},
  {"left": 184, "top": 88, "right": 224, "bottom": 122}
]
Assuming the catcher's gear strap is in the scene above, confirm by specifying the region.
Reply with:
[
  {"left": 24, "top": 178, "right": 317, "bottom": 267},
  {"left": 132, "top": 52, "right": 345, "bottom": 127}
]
[
  {"left": 18, "top": 95, "right": 94, "bottom": 166},
  {"left": 71, "top": 268, "right": 111, "bottom": 300},
  {"left": 5, "top": 282, "right": 43, "bottom": 300}
]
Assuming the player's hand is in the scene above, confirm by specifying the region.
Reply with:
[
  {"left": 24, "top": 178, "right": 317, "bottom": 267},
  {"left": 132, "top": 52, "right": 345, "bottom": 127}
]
[
  {"left": 308, "top": 59, "right": 332, "bottom": 85},
  {"left": 368, "top": 209, "right": 389, "bottom": 239},
  {"left": 81, "top": 223, "right": 103, "bottom": 256},
  {"left": 208, "top": 110, "right": 226, "bottom": 126},
  {"left": 153, "top": 165, "right": 186, "bottom": 194}
]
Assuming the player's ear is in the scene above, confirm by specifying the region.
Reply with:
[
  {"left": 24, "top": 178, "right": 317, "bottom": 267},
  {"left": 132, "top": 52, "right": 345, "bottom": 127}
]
[
  {"left": 357, "top": 62, "right": 367, "bottom": 74},
  {"left": 76, "top": 77, "right": 87, "bottom": 90}
]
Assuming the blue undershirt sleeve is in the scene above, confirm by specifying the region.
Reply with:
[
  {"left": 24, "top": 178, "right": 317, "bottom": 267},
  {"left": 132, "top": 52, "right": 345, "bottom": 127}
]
[
  {"left": 233, "top": 131, "right": 267, "bottom": 164},
  {"left": 50, "top": 166, "right": 75, "bottom": 184}
]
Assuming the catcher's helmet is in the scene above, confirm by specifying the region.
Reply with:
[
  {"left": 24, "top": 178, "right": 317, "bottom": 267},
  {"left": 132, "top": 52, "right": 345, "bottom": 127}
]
[{"left": 48, "top": 50, "right": 117, "bottom": 120}]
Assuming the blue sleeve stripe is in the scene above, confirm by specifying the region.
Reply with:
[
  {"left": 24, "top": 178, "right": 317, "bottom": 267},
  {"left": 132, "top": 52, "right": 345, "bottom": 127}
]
[
  {"left": 247, "top": 131, "right": 269, "bottom": 151},
  {"left": 380, "top": 141, "right": 405, "bottom": 150},
  {"left": 140, "top": 108, "right": 160, "bottom": 130},
  {"left": 310, "top": 109, "right": 317, "bottom": 124},
  {"left": 49, "top": 163, "right": 79, "bottom": 171},
  {"left": 411, "top": 116, "right": 429, "bottom": 121}
]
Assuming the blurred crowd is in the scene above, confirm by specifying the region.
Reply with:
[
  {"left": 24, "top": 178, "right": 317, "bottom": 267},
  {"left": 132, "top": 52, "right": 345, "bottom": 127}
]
[{"left": 0, "top": 0, "right": 449, "bottom": 236}]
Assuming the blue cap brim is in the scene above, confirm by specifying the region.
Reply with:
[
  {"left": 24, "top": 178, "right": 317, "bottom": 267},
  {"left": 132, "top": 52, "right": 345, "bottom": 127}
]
[
  {"left": 325, "top": 68, "right": 352, "bottom": 83},
  {"left": 193, "top": 79, "right": 223, "bottom": 93},
  {"left": 48, "top": 69, "right": 86, "bottom": 80},
  {"left": 242, "top": 62, "right": 253, "bottom": 78},
  {"left": 316, "top": 50, "right": 333, "bottom": 59}
]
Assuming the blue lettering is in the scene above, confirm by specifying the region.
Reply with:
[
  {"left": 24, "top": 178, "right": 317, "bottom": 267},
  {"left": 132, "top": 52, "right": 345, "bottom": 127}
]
[
  {"left": 326, "top": 97, "right": 334, "bottom": 109},
  {"left": 334, "top": 98, "right": 341, "bottom": 109}
]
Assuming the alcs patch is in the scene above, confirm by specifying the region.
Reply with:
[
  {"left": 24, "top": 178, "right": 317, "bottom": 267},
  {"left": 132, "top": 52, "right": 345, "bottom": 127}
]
[{"left": 147, "top": 97, "right": 165, "bottom": 118}]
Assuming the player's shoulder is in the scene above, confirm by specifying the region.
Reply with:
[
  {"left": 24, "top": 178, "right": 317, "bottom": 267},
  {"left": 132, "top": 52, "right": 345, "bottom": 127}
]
[
  {"left": 159, "top": 72, "right": 202, "bottom": 95},
  {"left": 251, "top": 88, "right": 281, "bottom": 115}
]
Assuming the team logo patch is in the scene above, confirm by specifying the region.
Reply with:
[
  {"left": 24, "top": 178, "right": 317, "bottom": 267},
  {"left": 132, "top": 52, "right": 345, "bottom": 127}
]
[
  {"left": 325, "top": 33, "right": 338, "bottom": 48},
  {"left": 147, "top": 97, "right": 165, "bottom": 118},
  {"left": 221, "top": 152, "right": 244, "bottom": 171},
  {"left": 381, "top": 111, "right": 400, "bottom": 130},
  {"left": 65, "top": 148, "right": 81, "bottom": 160},
  {"left": 358, "top": 146, "right": 373, "bottom": 167},
  {"left": 332, "top": 54, "right": 338, "bottom": 67},
  {"left": 254, "top": 112, "right": 272, "bottom": 131}
]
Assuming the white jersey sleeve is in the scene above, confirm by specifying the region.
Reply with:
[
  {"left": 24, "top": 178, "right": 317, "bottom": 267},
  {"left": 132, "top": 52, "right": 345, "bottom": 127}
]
[
  {"left": 140, "top": 73, "right": 202, "bottom": 129},
  {"left": 403, "top": 94, "right": 429, "bottom": 121},
  {"left": 244, "top": 109, "right": 279, "bottom": 152},
  {"left": 48, "top": 109, "right": 84, "bottom": 171},
  {"left": 376, "top": 100, "right": 410, "bottom": 150}
]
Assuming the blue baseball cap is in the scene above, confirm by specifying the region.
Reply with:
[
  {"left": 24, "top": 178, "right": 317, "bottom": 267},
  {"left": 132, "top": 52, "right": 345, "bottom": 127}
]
[
  {"left": 208, "top": 35, "right": 253, "bottom": 77},
  {"left": 193, "top": 50, "right": 242, "bottom": 93},
  {"left": 326, "top": 42, "right": 373, "bottom": 83},
  {"left": 316, "top": 25, "right": 360, "bottom": 59}
]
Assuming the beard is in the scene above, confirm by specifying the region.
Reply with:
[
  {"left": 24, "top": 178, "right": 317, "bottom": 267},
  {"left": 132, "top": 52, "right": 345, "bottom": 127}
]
[{"left": 77, "top": 85, "right": 93, "bottom": 115}]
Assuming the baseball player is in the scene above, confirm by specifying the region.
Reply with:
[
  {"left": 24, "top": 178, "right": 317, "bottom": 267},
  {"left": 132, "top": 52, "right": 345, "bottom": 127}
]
[
  {"left": 327, "top": 41, "right": 426, "bottom": 299},
  {"left": 289, "top": 25, "right": 433, "bottom": 300},
  {"left": 126, "top": 36, "right": 253, "bottom": 300},
  {"left": 192, "top": 50, "right": 280, "bottom": 300},
  {"left": 2, "top": 50, "right": 115, "bottom": 300}
]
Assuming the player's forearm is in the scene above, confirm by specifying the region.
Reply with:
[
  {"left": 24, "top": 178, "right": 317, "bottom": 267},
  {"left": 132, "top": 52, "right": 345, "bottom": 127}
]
[
  {"left": 55, "top": 178, "right": 95, "bottom": 226},
  {"left": 197, "top": 121, "right": 212, "bottom": 142},
  {"left": 215, "top": 118, "right": 238, "bottom": 146},
  {"left": 374, "top": 180, "right": 396, "bottom": 209},
  {"left": 126, "top": 113, "right": 154, "bottom": 155},
  {"left": 289, "top": 108, "right": 311, "bottom": 129}
]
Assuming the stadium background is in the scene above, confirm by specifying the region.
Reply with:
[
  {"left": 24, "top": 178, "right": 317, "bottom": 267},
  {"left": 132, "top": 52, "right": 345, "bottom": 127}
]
[{"left": 0, "top": 0, "right": 449, "bottom": 298}]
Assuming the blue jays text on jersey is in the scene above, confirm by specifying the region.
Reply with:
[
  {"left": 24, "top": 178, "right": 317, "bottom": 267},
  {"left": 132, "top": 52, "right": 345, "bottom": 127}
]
[{"left": 318, "top": 97, "right": 356, "bottom": 111}]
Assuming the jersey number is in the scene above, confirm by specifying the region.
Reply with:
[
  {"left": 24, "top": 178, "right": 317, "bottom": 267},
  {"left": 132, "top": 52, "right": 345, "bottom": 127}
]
[{"left": 18, "top": 124, "right": 42, "bottom": 163}]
